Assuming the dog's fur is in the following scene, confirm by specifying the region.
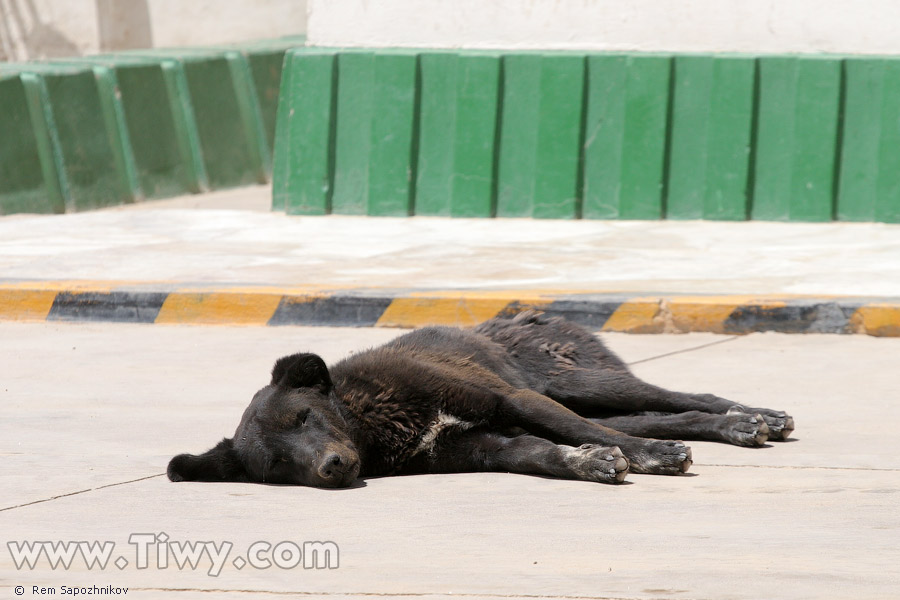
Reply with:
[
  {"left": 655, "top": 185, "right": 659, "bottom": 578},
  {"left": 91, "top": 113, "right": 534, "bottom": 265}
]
[{"left": 168, "top": 311, "right": 794, "bottom": 487}]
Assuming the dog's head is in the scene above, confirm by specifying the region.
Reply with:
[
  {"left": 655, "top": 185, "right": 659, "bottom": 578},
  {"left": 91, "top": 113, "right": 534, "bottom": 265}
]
[{"left": 167, "top": 353, "right": 361, "bottom": 488}]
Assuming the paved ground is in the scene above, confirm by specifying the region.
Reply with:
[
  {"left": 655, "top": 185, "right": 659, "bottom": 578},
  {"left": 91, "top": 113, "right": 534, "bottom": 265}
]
[
  {"left": 2, "top": 186, "right": 899, "bottom": 599},
  {"left": 2, "top": 323, "right": 898, "bottom": 600},
  {"left": 3, "top": 185, "right": 899, "bottom": 335},
  {"left": 2, "top": 185, "right": 900, "bottom": 296}
]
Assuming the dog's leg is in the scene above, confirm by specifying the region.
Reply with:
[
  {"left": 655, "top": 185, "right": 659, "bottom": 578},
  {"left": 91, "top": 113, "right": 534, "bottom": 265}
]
[
  {"left": 495, "top": 388, "right": 692, "bottom": 475},
  {"left": 544, "top": 368, "right": 794, "bottom": 441},
  {"left": 422, "top": 431, "right": 629, "bottom": 484},
  {"left": 591, "top": 411, "right": 770, "bottom": 447}
]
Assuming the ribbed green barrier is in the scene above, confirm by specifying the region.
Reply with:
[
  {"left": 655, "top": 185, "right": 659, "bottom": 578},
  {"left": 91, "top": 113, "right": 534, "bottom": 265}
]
[
  {"left": 0, "top": 73, "right": 66, "bottom": 214},
  {"left": 666, "top": 56, "right": 755, "bottom": 220},
  {"left": 0, "top": 37, "right": 300, "bottom": 215},
  {"left": 416, "top": 52, "right": 500, "bottom": 218},
  {"left": 274, "top": 49, "right": 900, "bottom": 223},
  {"left": 582, "top": 54, "right": 670, "bottom": 219},
  {"left": 838, "top": 58, "right": 900, "bottom": 223},
  {"left": 752, "top": 57, "right": 842, "bottom": 222},
  {"left": 271, "top": 50, "right": 335, "bottom": 215},
  {"left": 0, "top": 62, "right": 134, "bottom": 212}
]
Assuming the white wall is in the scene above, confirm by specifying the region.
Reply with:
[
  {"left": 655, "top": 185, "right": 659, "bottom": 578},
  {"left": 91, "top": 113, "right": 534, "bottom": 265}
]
[
  {"left": 0, "top": 0, "right": 98, "bottom": 59},
  {"left": 0, "top": 0, "right": 307, "bottom": 61},
  {"left": 307, "top": 0, "right": 900, "bottom": 55},
  {"left": 146, "top": 0, "right": 307, "bottom": 49}
]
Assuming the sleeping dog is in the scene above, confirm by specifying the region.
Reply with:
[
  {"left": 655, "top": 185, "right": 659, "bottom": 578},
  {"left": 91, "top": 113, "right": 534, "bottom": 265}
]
[{"left": 168, "top": 311, "right": 793, "bottom": 487}]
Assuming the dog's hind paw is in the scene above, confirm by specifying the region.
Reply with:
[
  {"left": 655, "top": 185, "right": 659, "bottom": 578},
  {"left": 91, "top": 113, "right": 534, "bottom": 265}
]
[
  {"left": 625, "top": 440, "right": 692, "bottom": 475},
  {"left": 564, "top": 444, "right": 629, "bottom": 484},
  {"left": 728, "top": 406, "right": 794, "bottom": 441},
  {"left": 720, "top": 412, "right": 770, "bottom": 447}
]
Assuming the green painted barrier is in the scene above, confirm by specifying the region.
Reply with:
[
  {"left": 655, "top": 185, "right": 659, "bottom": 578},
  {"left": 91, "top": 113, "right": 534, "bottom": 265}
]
[
  {"left": 496, "top": 54, "right": 585, "bottom": 219},
  {"left": 274, "top": 49, "right": 900, "bottom": 223},
  {"left": 582, "top": 54, "right": 670, "bottom": 219},
  {"left": 0, "top": 37, "right": 299, "bottom": 215},
  {"left": 667, "top": 55, "right": 755, "bottom": 220},
  {"left": 838, "top": 58, "right": 900, "bottom": 223},
  {"left": 1, "top": 63, "right": 134, "bottom": 212},
  {"left": 0, "top": 74, "right": 66, "bottom": 214},
  {"left": 332, "top": 51, "right": 418, "bottom": 216},
  {"left": 752, "top": 57, "right": 842, "bottom": 222},
  {"left": 416, "top": 52, "right": 500, "bottom": 217},
  {"left": 271, "top": 50, "right": 335, "bottom": 215}
]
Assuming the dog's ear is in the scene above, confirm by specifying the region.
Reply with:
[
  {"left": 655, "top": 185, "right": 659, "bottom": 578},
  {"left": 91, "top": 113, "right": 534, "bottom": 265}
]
[
  {"left": 270, "top": 353, "right": 332, "bottom": 391},
  {"left": 167, "top": 438, "right": 248, "bottom": 482}
]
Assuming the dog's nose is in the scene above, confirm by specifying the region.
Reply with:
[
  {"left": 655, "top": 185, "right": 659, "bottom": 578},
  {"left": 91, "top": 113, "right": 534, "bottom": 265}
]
[
  {"left": 323, "top": 453, "right": 343, "bottom": 473},
  {"left": 318, "top": 453, "right": 346, "bottom": 478},
  {"left": 316, "top": 453, "right": 360, "bottom": 487}
]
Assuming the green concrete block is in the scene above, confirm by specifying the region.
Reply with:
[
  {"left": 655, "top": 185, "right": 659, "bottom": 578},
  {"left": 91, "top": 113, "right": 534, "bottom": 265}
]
[
  {"left": 2, "top": 62, "right": 142, "bottom": 212},
  {"left": 273, "top": 49, "right": 337, "bottom": 215},
  {"left": 415, "top": 53, "right": 500, "bottom": 217},
  {"left": 330, "top": 52, "right": 418, "bottom": 216},
  {"left": 752, "top": 57, "right": 842, "bottom": 222},
  {"left": 181, "top": 52, "right": 268, "bottom": 189},
  {"left": 369, "top": 53, "right": 418, "bottom": 216},
  {"left": 45, "top": 68, "right": 133, "bottom": 210},
  {"left": 582, "top": 54, "right": 671, "bottom": 220},
  {"left": 113, "top": 59, "right": 204, "bottom": 198},
  {"left": 330, "top": 52, "right": 375, "bottom": 215},
  {"left": 495, "top": 54, "right": 540, "bottom": 218},
  {"left": 247, "top": 49, "right": 288, "bottom": 154},
  {"left": 157, "top": 58, "right": 209, "bottom": 194},
  {"left": 0, "top": 74, "right": 66, "bottom": 214},
  {"left": 9, "top": 64, "right": 138, "bottom": 212},
  {"left": 667, "top": 56, "right": 754, "bottom": 220},
  {"left": 497, "top": 54, "right": 585, "bottom": 219},
  {"left": 838, "top": 59, "right": 900, "bottom": 223}
]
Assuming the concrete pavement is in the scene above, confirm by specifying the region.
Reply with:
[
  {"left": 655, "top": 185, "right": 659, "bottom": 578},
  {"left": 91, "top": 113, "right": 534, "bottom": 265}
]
[
  {"left": 2, "top": 323, "right": 898, "bottom": 599},
  {"left": 1, "top": 185, "right": 900, "bottom": 334},
  {"left": 3, "top": 189, "right": 899, "bottom": 599}
]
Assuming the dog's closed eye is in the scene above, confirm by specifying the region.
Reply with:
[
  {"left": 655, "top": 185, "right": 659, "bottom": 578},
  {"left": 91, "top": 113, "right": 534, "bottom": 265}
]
[{"left": 295, "top": 410, "right": 310, "bottom": 428}]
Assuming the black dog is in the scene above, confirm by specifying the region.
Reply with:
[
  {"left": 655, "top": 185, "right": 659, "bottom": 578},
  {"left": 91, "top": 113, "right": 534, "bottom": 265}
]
[{"left": 168, "top": 311, "right": 794, "bottom": 487}]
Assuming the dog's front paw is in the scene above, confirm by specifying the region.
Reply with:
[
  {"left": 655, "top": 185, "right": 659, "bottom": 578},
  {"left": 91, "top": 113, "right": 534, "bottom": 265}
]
[
  {"left": 624, "top": 440, "right": 692, "bottom": 475},
  {"left": 564, "top": 444, "right": 629, "bottom": 484},
  {"left": 719, "top": 412, "right": 770, "bottom": 447},
  {"left": 728, "top": 406, "right": 794, "bottom": 440}
]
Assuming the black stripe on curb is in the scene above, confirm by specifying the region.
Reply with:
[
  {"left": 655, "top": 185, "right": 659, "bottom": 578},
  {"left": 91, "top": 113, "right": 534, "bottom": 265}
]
[
  {"left": 500, "top": 298, "right": 628, "bottom": 330},
  {"left": 724, "top": 301, "right": 861, "bottom": 334},
  {"left": 47, "top": 292, "right": 168, "bottom": 323},
  {"left": 268, "top": 295, "right": 394, "bottom": 326}
]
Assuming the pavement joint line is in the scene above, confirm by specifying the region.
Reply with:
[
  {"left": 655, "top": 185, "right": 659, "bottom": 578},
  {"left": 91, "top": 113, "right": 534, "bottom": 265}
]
[
  {"left": 2, "top": 281, "right": 900, "bottom": 335},
  {"left": 625, "top": 336, "right": 740, "bottom": 366},
  {"left": 0, "top": 473, "right": 164, "bottom": 513}
]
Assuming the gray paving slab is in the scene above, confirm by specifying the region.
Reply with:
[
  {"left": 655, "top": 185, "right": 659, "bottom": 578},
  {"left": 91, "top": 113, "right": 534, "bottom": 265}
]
[
  {"left": 2, "top": 323, "right": 897, "bottom": 599},
  {"left": 2, "top": 185, "right": 900, "bottom": 296}
]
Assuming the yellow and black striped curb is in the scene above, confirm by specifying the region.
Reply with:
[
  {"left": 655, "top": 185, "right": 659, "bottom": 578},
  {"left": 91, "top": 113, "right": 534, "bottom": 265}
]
[{"left": 1, "top": 282, "right": 899, "bottom": 336}]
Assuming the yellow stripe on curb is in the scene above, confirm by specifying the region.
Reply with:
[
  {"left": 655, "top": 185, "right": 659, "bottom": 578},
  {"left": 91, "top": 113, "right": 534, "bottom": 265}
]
[
  {"left": 376, "top": 297, "right": 512, "bottom": 328},
  {"left": 850, "top": 304, "right": 900, "bottom": 337},
  {"left": 0, "top": 290, "right": 58, "bottom": 321},
  {"left": 602, "top": 298, "right": 664, "bottom": 333},
  {"left": 155, "top": 292, "right": 283, "bottom": 325}
]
